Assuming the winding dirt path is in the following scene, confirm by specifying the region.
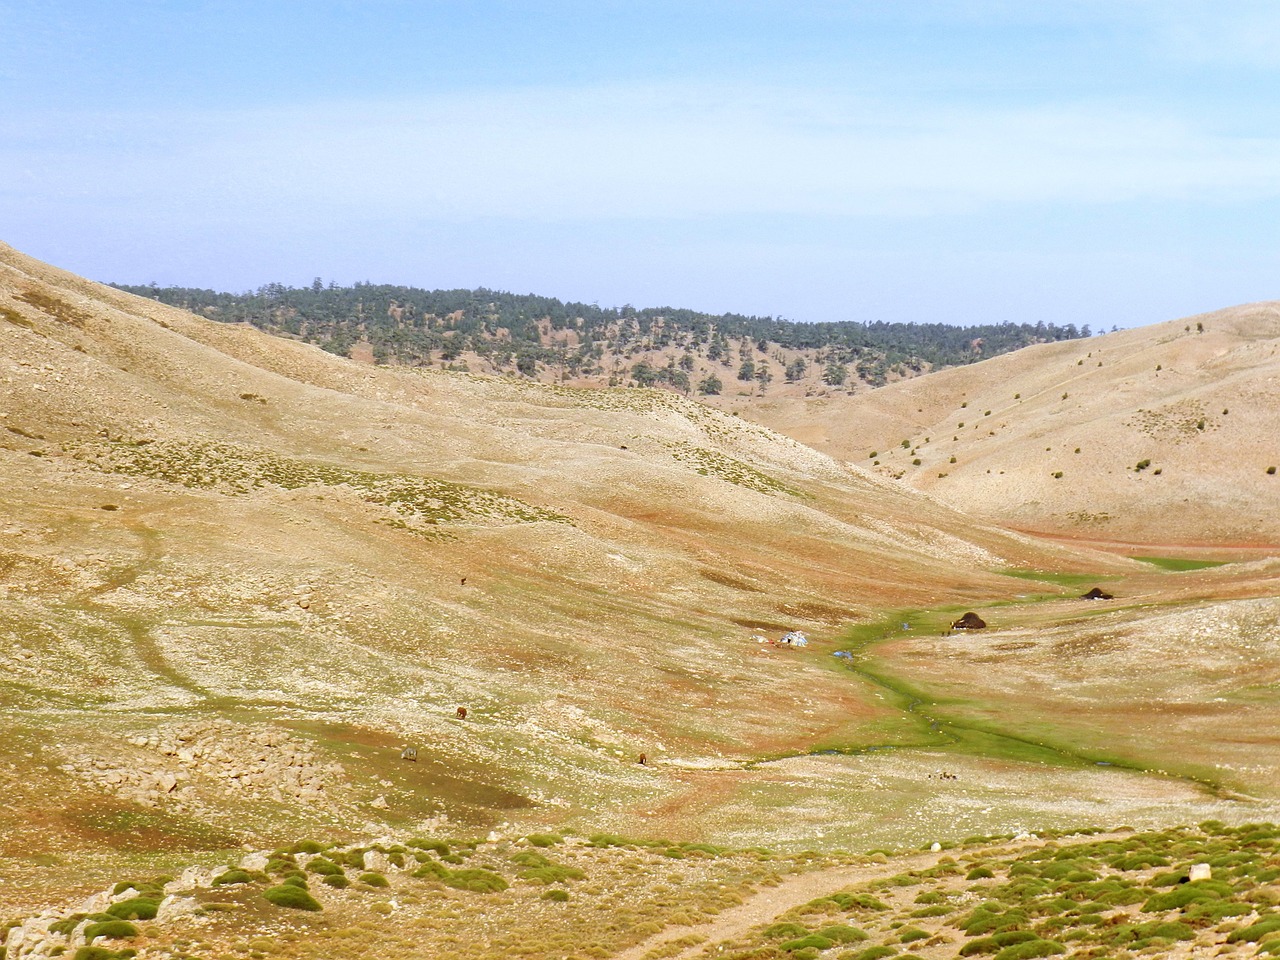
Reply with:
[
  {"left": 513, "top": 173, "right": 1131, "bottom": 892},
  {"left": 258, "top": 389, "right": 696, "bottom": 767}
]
[
  {"left": 610, "top": 833, "right": 1130, "bottom": 960},
  {"left": 610, "top": 848, "right": 955, "bottom": 960}
]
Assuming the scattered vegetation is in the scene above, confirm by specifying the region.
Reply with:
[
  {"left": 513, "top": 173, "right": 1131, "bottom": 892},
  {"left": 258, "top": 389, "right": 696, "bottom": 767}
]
[{"left": 115, "top": 281, "right": 1090, "bottom": 389}]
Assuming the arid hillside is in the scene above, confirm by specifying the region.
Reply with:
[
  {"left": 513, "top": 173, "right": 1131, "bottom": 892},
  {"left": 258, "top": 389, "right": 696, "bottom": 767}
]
[
  {"left": 713, "top": 304, "right": 1280, "bottom": 547},
  {"left": 6, "top": 243, "right": 1280, "bottom": 960},
  {"left": 2, "top": 240, "right": 1140, "bottom": 859}
]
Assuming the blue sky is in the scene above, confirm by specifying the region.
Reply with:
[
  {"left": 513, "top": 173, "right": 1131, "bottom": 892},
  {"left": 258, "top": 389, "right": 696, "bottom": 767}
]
[{"left": 2, "top": 1, "right": 1278, "bottom": 328}]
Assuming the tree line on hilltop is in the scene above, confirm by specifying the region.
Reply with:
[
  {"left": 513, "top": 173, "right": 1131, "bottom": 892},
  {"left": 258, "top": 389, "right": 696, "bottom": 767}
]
[{"left": 113, "top": 280, "right": 1091, "bottom": 391}]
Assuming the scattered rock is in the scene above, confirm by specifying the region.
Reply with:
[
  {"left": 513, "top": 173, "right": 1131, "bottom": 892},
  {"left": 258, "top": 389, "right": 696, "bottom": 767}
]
[{"left": 155, "top": 895, "right": 202, "bottom": 922}]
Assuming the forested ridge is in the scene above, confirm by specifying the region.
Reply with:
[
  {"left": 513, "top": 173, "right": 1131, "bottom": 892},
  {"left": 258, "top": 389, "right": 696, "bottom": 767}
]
[{"left": 114, "top": 280, "right": 1090, "bottom": 393}]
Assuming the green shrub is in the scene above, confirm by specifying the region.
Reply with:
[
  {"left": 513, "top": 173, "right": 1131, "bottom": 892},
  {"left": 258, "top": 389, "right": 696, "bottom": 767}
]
[
  {"left": 74, "top": 949, "right": 136, "bottom": 960},
  {"left": 1142, "top": 879, "right": 1233, "bottom": 911},
  {"left": 104, "top": 898, "right": 159, "bottom": 920},
  {"left": 524, "top": 833, "right": 563, "bottom": 848},
  {"left": 764, "top": 922, "right": 809, "bottom": 940},
  {"left": 847, "top": 948, "right": 897, "bottom": 960},
  {"left": 290, "top": 840, "right": 325, "bottom": 854},
  {"left": 899, "top": 927, "right": 929, "bottom": 942},
  {"left": 541, "top": 888, "right": 570, "bottom": 902},
  {"left": 834, "top": 893, "right": 889, "bottom": 912},
  {"left": 960, "top": 938, "right": 1001, "bottom": 956},
  {"left": 992, "top": 940, "right": 1064, "bottom": 960},
  {"left": 407, "top": 838, "right": 450, "bottom": 855},
  {"left": 1135, "top": 459, "right": 1151, "bottom": 471},
  {"left": 306, "top": 858, "right": 343, "bottom": 876},
  {"left": 83, "top": 921, "right": 138, "bottom": 941},
  {"left": 442, "top": 868, "right": 508, "bottom": 893},
  {"left": 264, "top": 858, "right": 296, "bottom": 875},
  {"left": 1108, "top": 852, "right": 1168, "bottom": 871},
  {"left": 1227, "top": 917, "right": 1280, "bottom": 943},
  {"left": 321, "top": 873, "right": 350, "bottom": 888},
  {"left": 413, "top": 860, "right": 449, "bottom": 880},
  {"left": 281, "top": 875, "right": 309, "bottom": 889},
  {"left": 358, "top": 872, "right": 389, "bottom": 888},
  {"left": 262, "top": 884, "right": 322, "bottom": 911},
  {"left": 780, "top": 934, "right": 833, "bottom": 952},
  {"left": 815, "top": 924, "right": 866, "bottom": 944},
  {"left": 212, "top": 869, "right": 256, "bottom": 886},
  {"left": 968, "top": 867, "right": 995, "bottom": 880},
  {"left": 330, "top": 849, "right": 367, "bottom": 869}
]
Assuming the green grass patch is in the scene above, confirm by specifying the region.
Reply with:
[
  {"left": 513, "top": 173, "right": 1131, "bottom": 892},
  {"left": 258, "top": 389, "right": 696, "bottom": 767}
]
[
  {"left": 1129, "top": 556, "right": 1227, "bottom": 571},
  {"left": 997, "top": 570, "right": 1113, "bottom": 588}
]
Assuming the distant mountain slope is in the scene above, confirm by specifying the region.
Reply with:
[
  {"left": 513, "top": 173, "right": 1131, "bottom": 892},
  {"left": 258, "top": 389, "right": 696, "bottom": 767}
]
[
  {"left": 112, "top": 280, "right": 1088, "bottom": 394},
  {"left": 729, "top": 303, "right": 1280, "bottom": 546}
]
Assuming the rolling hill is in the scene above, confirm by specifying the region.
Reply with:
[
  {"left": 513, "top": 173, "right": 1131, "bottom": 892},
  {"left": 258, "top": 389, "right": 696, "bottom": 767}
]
[
  {"left": 3, "top": 242, "right": 1280, "bottom": 960},
  {"left": 718, "top": 303, "right": 1280, "bottom": 548}
]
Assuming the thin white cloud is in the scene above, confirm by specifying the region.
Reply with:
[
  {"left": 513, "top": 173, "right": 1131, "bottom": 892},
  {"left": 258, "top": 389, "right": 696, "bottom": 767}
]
[{"left": 5, "top": 82, "right": 1280, "bottom": 224}]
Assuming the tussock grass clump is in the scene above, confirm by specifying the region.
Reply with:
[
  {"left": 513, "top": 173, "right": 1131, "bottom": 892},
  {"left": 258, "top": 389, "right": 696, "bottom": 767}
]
[
  {"left": 83, "top": 920, "right": 139, "bottom": 940},
  {"left": 305, "top": 858, "right": 344, "bottom": 877},
  {"left": 321, "top": 873, "right": 350, "bottom": 888},
  {"left": 541, "top": 888, "right": 570, "bottom": 902},
  {"left": 846, "top": 947, "right": 897, "bottom": 960},
  {"left": 992, "top": 940, "right": 1064, "bottom": 960},
  {"left": 358, "top": 872, "right": 389, "bottom": 888},
  {"left": 763, "top": 922, "right": 809, "bottom": 940},
  {"left": 104, "top": 897, "right": 159, "bottom": 920},
  {"left": 211, "top": 869, "right": 259, "bottom": 886},
  {"left": 413, "top": 858, "right": 509, "bottom": 893},
  {"left": 511, "top": 850, "right": 586, "bottom": 884},
  {"left": 407, "top": 838, "right": 451, "bottom": 855},
  {"left": 524, "top": 833, "right": 563, "bottom": 848},
  {"left": 262, "top": 884, "right": 322, "bottom": 911},
  {"left": 74, "top": 948, "right": 137, "bottom": 960}
]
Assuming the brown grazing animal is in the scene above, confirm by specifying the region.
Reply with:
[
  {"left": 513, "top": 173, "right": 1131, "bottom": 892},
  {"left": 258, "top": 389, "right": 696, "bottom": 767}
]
[
  {"left": 456, "top": 706, "right": 468, "bottom": 719},
  {"left": 638, "top": 753, "right": 647, "bottom": 765}
]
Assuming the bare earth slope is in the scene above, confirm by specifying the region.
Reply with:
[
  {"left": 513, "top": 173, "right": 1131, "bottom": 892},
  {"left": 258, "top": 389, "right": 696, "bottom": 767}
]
[
  {"left": 0, "top": 240, "right": 1137, "bottom": 855},
  {"left": 720, "top": 304, "right": 1280, "bottom": 547}
]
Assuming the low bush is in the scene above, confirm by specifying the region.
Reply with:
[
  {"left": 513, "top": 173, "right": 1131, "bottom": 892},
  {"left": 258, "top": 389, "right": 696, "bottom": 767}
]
[
  {"left": 321, "top": 874, "right": 350, "bottom": 888},
  {"left": 442, "top": 868, "right": 508, "bottom": 893},
  {"left": 763, "top": 922, "right": 809, "bottom": 940},
  {"left": 212, "top": 869, "right": 257, "bottom": 886},
  {"left": 525, "top": 833, "right": 563, "bottom": 848},
  {"left": 305, "top": 859, "right": 343, "bottom": 877},
  {"left": 1227, "top": 917, "right": 1280, "bottom": 943},
  {"left": 74, "top": 948, "right": 137, "bottom": 960},
  {"left": 407, "top": 838, "right": 450, "bottom": 855},
  {"left": 262, "top": 884, "right": 322, "bottom": 911},
  {"left": 846, "top": 948, "right": 896, "bottom": 960},
  {"left": 815, "top": 924, "right": 866, "bottom": 944},
  {"left": 780, "top": 934, "right": 833, "bottom": 952},
  {"left": 541, "top": 889, "right": 570, "bottom": 902},
  {"left": 83, "top": 920, "right": 138, "bottom": 941},
  {"left": 104, "top": 898, "right": 159, "bottom": 920},
  {"left": 358, "top": 872, "right": 389, "bottom": 888},
  {"left": 992, "top": 940, "right": 1064, "bottom": 960}
]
